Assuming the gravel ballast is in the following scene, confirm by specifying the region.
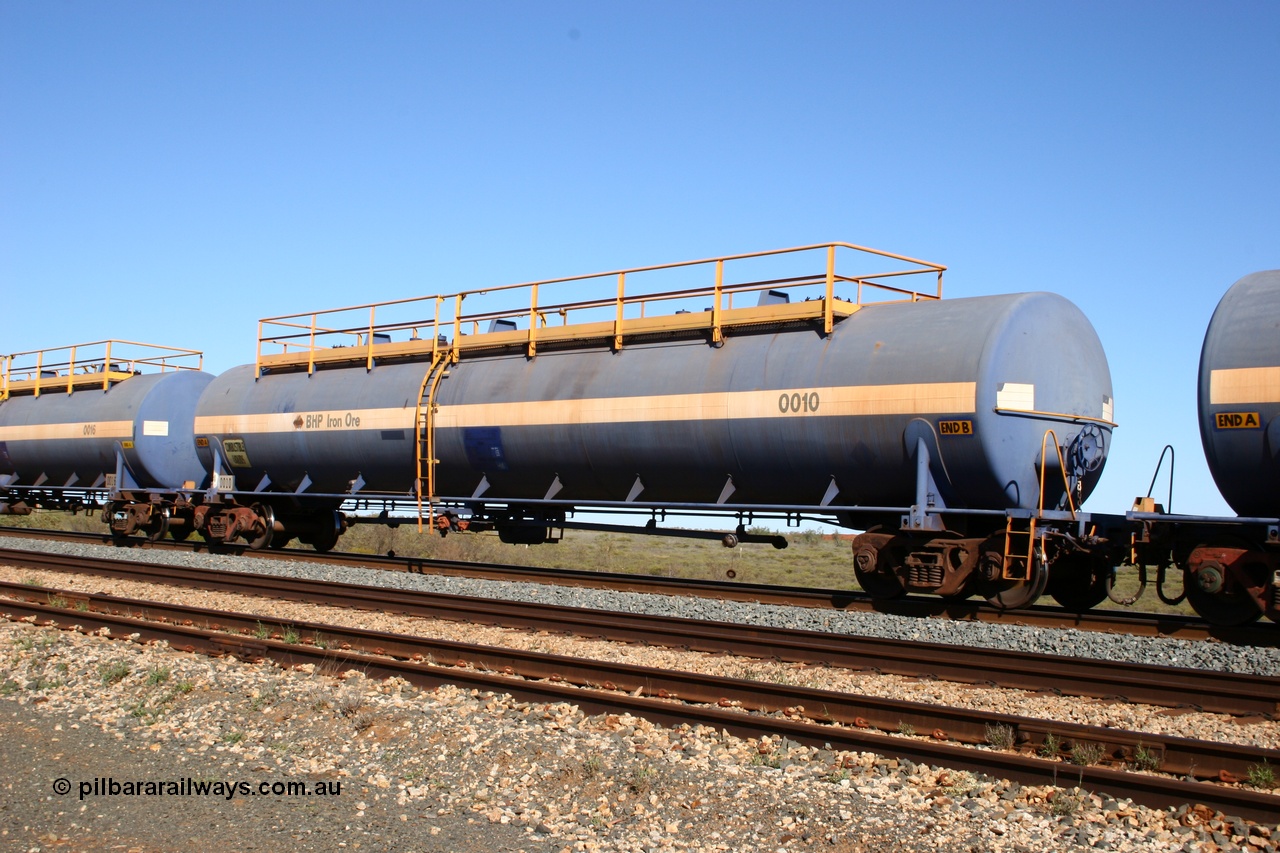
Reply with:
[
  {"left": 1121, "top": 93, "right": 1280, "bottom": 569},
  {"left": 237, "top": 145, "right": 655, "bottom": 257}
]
[
  {"left": 4, "top": 537, "right": 1278, "bottom": 676},
  {"left": 0, "top": 536, "right": 1277, "bottom": 851},
  {"left": 2, "top": 620, "right": 1276, "bottom": 853}
]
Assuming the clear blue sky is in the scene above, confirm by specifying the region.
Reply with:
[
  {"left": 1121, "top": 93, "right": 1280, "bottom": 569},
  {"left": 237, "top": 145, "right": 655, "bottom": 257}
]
[{"left": 2, "top": 1, "right": 1277, "bottom": 518}]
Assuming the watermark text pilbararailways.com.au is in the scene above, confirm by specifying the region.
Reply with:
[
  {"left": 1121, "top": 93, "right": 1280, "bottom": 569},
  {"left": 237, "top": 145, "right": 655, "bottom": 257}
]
[{"left": 52, "top": 776, "right": 342, "bottom": 801}]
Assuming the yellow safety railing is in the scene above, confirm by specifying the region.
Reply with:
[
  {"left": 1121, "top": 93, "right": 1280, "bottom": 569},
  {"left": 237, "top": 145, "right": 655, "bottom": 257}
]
[
  {"left": 254, "top": 241, "right": 947, "bottom": 376},
  {"left": 1038, "top": 429, "right": 1078, "bottom": 519},
  {"left": 1, "top": 340, "right": 204, "bottom": 400},
  {"left": 1002, "top": 429, "right": 1080, "bottom": 580}
]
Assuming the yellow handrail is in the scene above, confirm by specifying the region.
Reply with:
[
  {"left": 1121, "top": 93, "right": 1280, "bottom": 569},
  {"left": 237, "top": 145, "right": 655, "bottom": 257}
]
[
  {"left": 1038, "top": 429, "right": 1078, "bottom": 519},
  {"left": 254, "top": 241, "right": 947, "bottom": 374},
  {"left": 3, "top": 340, "right": 204, "bottom": 398}
]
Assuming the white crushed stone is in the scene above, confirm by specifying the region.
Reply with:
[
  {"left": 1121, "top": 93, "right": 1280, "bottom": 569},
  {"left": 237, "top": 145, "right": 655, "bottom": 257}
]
[
  {"left": 2, "top": 563, "right": 1276, "bottom": 752},
  {"left": 2, "top": 619, "right": 1276, "bottom": 853}
]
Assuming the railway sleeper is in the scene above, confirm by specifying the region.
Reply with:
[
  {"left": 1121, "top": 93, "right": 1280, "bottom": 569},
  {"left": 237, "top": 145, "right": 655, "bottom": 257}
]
[{"left": 4, "top": 583, "right": 1278, "bottom": 795}]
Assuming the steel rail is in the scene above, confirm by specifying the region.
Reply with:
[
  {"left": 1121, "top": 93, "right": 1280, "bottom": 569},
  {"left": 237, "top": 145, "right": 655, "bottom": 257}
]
[
  {"left": 2, "top": 590, "right": 1278, "bottom": 823},
  {"left": 1, "top": 529, "right": 1276, "bottom": 646},
  {"left": 1, "top": 547, "right": 1276, "bottom": 719}
]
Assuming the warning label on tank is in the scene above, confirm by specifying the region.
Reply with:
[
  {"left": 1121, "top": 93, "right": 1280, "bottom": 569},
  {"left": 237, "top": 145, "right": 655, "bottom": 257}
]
[
  {"left": 939, "top": 420, "right": 974, "bottom": 436},
  {"left": 221, "top": 438, "right": 253, "bottom": 468},
  {"left": 1215, "top": 412, "right": 1262, "bottom": 429}
]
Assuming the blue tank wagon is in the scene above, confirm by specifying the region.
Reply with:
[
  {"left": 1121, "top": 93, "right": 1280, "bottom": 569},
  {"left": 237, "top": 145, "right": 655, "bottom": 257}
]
[{"left": 194, "top": 242, "right": 1116, "bottom": 609}]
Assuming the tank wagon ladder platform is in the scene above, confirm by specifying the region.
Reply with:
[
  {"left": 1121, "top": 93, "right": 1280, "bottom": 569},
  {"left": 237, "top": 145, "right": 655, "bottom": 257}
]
[
  {"left": 250, "top": 241, "right": 947, "bottom": 526},
  {"left": 415, "top": 350, "right": 451, "bottom": 530},
  {"left": 1001, "top": 429, "right": 1085, "bottom": 582}
]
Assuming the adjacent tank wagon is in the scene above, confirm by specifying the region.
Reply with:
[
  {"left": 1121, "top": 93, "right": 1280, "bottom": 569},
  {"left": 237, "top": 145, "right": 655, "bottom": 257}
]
[
  {"left": 1199, "top": 270, "right": 1280, "bottom": 517},
  {"left": 0, "top": 341, "right": 210, "bottom": 539},
  {"left": 1168, "top": 269, "right": 1280, "bottom": 625}
]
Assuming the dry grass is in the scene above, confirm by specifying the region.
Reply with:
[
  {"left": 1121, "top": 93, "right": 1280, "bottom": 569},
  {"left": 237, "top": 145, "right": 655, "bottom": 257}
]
[
  {"left": 341, "top": 521, "right": 861, "bottom": 590},
  {"left": 5, "top": 508, "right": 859, "bottom": 589}
]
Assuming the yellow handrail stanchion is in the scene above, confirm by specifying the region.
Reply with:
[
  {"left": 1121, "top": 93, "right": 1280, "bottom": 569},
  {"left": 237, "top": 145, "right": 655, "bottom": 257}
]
[{"left": 613, "top": 272, "right": 626, "bottom": 351}]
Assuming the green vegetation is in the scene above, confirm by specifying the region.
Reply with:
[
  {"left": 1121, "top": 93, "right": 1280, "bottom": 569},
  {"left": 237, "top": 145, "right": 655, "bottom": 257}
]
[
  {"left": 1038, "top": 732, "right": 1062, "bottom": 760},
  {"left": 340, "top": 523, "right": 862, "bottom": 590},
  {"left": 1068, "top": 741, "right": 1107, "bottom": 767},
  {"left": 1093, "top": 569, "right": 1197, "bottom": 618},
  {"left": 1247, "top": 761, "right": 1276, "bottom": 790},
  {"left": 628, "top": 762, "right": 658, "bottom": 793},
  {"left": 248, "top": 679, "right": 281, "bottom": 711},
  {"left": 98, "top": 660, "right": 131, "bottom": 685},
  {"left": 1129, "top": 742, "right": 1161, "bottom": 773},
  {"left": 7, "top": 509, "right": 862, "bottom": 589},
  {"left": 3, "top": 511, "right": 104, "bottom": 535}
]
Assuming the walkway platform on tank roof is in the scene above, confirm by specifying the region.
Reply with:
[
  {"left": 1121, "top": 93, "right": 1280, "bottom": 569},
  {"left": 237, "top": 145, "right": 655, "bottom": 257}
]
[
  {"left": 254, "top": 241, "right": 947, "bottom": 376},
  {"left": 1, "top": 341, "right": 204, "bottom": 400}
]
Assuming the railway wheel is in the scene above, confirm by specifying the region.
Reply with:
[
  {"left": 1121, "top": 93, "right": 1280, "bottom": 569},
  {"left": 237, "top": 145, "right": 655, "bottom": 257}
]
[
  {"left": 1046, "top": 554, "right": 1112, "bottom": 612},
  {"left": 978, "top": 552, "right": 1049, "bottom": 610},
  {"left": 851, "top": 540, "right": 905, "bottom": 600},
  {"left": 307, "top": 510, "right": 343, "bottom": 553},
  {"left": 1184, "top": 538, "right": 1267, "bottom": 626},
  {"left": 245, "top": 504, "right": 275, "bottom": 551},
  {"left": 144, "top": 508, "right": 170, "bottom": 543}
]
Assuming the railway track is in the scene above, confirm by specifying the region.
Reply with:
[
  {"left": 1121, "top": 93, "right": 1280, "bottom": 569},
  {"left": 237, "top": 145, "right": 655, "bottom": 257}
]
[
  {"left": 1, "top": 566, "right": 1277, "bottom": 822},
  {"left": 2, "top": 527, "right": 1274, "bottom": 645},
  {"left": 2, "top": 546, "right": 1276, "bottom": 719}
]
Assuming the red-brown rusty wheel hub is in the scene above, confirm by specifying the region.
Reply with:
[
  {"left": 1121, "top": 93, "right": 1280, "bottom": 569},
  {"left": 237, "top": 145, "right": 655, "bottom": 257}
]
[{"left": 1184, "top": 538, "right": 1275, "bottom": 626}]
